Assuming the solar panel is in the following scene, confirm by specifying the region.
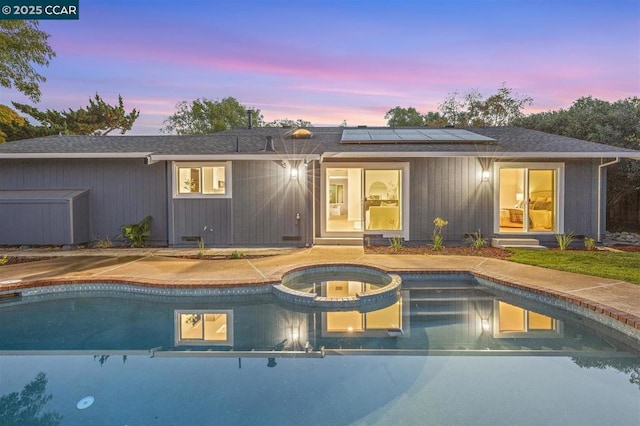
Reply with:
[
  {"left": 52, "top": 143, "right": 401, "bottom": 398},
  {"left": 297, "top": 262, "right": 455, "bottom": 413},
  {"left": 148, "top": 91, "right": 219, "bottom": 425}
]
[{"left": 341, "top": 129, "right": 496, "bottom": 144}]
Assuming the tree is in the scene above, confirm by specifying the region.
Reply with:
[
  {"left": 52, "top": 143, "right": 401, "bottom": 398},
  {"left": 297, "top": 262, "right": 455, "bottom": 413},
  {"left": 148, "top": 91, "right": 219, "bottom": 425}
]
[
  {"left": 384, "top": 106, "right": 425, "bottom": 127},
  {"left": 0, "top": 372, "right": 62, "bottom": 425},
  {"left": 161, "top": 97, "right": 263, "bottom": 134},
  {"left": 264, "top": 118, "right": 312, "bottom": 128},
  {"left": 438, "top": 89, "right": 484, "bottom": 127},
  {"left": 0, "top": 104, "right": 26, "bottom": 142},
  {"left": 2, "top": 94, "right": 139, "bottom": 141},
  {"left": 0, "top": 21, "right": 56, "bottom": 103},
  {"left": 423, "top": 111, "right": 448, "bottom": 127},
  {"left": 480, "top": 85, "right": 533, "bottom": 126},
  {"left": 439, "top": 84, "right": 532, "bottom": 127},
  {"left": 516, "top": 96, "right": 639, "bottom": 150}
]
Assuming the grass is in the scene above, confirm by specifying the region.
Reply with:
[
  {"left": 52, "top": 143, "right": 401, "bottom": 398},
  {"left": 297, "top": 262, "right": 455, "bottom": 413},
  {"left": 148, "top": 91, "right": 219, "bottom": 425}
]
[{"left": 507, "top": 249, "right": 640, "bottom": 285}]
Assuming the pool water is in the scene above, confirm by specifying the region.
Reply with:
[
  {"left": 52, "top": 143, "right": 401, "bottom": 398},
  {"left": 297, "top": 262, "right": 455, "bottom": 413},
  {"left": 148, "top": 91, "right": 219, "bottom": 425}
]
[
  {"left": 281, "top": 269, "right": 389, "bottom": 295},
  {"left": 283, "top": 278, "right": 384, "bottom": 295},
  {"left": 0, "top": 276, "right": 638, "bottom": 425}
]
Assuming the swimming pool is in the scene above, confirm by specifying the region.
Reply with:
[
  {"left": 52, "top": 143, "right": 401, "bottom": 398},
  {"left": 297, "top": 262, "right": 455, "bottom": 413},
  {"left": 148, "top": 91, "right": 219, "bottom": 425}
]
[{"left": 0, "top": 275, "right": 638, "bottom": 425}]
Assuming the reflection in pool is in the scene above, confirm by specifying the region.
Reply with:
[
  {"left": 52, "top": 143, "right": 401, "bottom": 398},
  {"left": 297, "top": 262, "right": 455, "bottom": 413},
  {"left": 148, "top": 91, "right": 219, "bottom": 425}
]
[
  {"left": 282, "top": 268, "right": 390, "bottom": 295},
  {"left": 0, "top": 275, "right": 638, "bottom": 425}
]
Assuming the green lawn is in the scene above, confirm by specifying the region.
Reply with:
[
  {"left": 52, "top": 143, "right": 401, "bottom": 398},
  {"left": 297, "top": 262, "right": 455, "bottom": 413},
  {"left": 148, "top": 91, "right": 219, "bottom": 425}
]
[{"left": 506, "top": 249, "right": 640, "bottom": 285}]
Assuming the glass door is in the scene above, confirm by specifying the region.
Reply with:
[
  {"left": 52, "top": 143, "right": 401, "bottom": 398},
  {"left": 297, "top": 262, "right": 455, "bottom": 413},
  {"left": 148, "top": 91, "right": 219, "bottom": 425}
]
[
  {"left": 498, "top": 167, "right": 556, "bottom": 233},
  {"left": 363, "top": 169, "right": 401, "bottom": 231},
  {"left": 326, "top": 167, "right": 363, "bottom": 233},
  {"left": 324, "top": 166, "right": 403, "bottom": 235}
]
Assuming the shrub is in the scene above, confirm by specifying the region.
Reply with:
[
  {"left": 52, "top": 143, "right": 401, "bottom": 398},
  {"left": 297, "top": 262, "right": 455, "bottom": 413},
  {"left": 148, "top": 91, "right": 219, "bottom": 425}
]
[
  {"left": 197, "top": 238, "right": 206, "bottom": 258},
  {"left": 389, "top": 236, "right": 403, "bottom": 252},
  {"left": 555, "top": 232, "right": 575, "bottom": 250},
  {"left": 0, "top": 255, "right": 8, "bottom": 265},
  {"left": 230, "top": 250, "right": 244, "bottom": 259},
  {"left": 92, "top": 236, "right": 113, "bottom": 248},
  {"left": 465, "top": 230, "right": 487, "bottom": 250},
  {"left": 119, "top": 216, "right": 152, "bottom": 248},
  {"left": 431, "top": 217, "right": 448, "bottom": 251},
  {"left": 584, "top": 237, "right": 596, "bottom": 251}
]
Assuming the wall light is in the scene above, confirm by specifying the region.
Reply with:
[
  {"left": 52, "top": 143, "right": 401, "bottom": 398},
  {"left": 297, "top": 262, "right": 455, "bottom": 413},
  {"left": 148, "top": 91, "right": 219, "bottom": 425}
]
[
  {"left": 481, "top": 319, "right": 490, "bottom": 332},
  {"left": 481, "top": 170, "right": 491, "bottom": 181}
]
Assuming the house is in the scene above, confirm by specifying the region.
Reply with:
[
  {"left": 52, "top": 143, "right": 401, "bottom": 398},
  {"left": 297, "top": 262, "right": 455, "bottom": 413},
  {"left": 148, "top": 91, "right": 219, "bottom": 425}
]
[{"left": 0, "top": 126, "right": 638, "bottom": 247}]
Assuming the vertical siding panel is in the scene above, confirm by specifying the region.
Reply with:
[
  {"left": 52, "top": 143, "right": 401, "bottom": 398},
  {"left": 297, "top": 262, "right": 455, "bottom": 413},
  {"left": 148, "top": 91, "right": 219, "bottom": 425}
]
[
  {"left": 460, "top": 158, "right": 469, "bottom": 235},
  {"left": 0, "top": 159, "right": 168, "bottom": 245},
  {"left": 564, "top": 159, "right": 598, "bottom": 238}
]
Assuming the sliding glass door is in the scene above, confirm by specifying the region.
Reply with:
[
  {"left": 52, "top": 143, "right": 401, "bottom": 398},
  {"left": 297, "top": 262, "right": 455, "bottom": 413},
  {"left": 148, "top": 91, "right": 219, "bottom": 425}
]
[
  {"left": 324, "top": 165, "right": 404, "bottom": 236},
  {"left": 497, "top": 164, "right": 563, "bottom": 233}
]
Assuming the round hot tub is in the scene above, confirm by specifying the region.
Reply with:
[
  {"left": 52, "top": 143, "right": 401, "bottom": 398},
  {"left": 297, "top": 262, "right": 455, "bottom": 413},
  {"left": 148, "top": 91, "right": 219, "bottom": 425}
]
[{"left": 273, "top": 265, "right": 401, "bottom": 309}]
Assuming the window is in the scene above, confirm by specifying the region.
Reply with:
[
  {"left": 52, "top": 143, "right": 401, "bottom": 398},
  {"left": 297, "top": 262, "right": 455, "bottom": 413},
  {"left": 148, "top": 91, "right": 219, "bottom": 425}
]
[
  {"left": 323, "top": 282, "right": 403, "bottom": 336},
  {"left": 496, "top": 163, "right": 563, "bottom": 233},
  {"left": 493, "top": 301, "right": 562, "bottom": 338},
  {"left": 175, "top": 310, "right": 234, "bottom": 346},
  {"left": 174, "top": 162, "right": 231, "bottom": 198}
]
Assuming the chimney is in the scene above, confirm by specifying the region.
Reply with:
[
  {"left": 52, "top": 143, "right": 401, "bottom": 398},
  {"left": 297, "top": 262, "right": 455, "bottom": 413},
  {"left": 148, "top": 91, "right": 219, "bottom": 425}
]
[
  {"left": 247, "top": 110, "right": 253, "bottom": 129},
  {"left": 265, "top": 136, "right": 275, "bottom": 152}
]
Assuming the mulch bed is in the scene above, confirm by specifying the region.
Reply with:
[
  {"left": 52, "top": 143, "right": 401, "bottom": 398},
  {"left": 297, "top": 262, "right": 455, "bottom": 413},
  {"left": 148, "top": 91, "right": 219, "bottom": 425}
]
[
  {"left": 364, "top": 245, "right": 512, "bottom": 259},
  {"left": 1, "top": 257, "right": 57, "bottom": 266},
  {"left": 611, "top": 245, "right": 640, "bottom": 252},
  {"left": 168, "top": 254, "right": 274, "bottom": 260}
]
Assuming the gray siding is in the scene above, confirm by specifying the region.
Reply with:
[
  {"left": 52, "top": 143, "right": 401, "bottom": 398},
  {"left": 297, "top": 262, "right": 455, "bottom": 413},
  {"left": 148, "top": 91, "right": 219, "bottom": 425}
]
[
  {"left": 564, "top": 159, "right": 600, "bottom": 240},
  {"left": 0, "top": 198, "right": 74, "bottom": 245},
  {"left": 171, "top": 160, "right": 313, "bottom": 247},
  {"left": 171, "top": 198, "right": 232, "bottom": 246},
  {"left": 409, "top": 157, "right": 492, "bottom": 243},
  {"left": 0, "top": 159, "right": 168, "bottom": 245}
]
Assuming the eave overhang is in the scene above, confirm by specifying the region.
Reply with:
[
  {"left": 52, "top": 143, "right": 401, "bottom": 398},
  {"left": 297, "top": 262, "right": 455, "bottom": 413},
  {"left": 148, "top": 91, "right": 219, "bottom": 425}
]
[
  {"left": 321, "top": 151, "right": 640, "bottom": 159},
  {"left": 147, "top": 154, "right": 322, "bottom": 161},
  {"left": 0, "top": 152, "right": 323, "bottom": 161},
  {"left": 0, "top": 152, "right": 153, "bottom": 159}
]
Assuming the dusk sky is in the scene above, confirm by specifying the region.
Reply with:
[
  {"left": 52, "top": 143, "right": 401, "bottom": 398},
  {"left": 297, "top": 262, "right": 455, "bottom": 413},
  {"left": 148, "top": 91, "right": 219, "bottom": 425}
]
[{"left": 2, "top": 0, "right": 638, "bottom": 134}]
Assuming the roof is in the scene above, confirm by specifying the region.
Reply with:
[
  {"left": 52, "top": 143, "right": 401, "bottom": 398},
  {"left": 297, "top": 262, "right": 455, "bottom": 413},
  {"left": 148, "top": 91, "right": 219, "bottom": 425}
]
[{"left": 0, "top": 127, "right": 638, "bottom": 160}]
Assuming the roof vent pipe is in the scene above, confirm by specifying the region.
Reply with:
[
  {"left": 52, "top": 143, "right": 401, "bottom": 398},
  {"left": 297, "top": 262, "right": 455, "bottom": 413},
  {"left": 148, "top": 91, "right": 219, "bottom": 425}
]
[
  {"left": 265, "top": 136, "right": 275, "bottom": 152},
  {"left": 247, "top": 110, "right": 253, "bottom": 129}
]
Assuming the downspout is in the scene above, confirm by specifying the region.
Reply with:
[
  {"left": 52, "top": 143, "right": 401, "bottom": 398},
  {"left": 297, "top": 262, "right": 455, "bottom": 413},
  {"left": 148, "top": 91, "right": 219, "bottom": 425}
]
[{"left": 597, "top": 157, "right": 620, "bottom": 242}]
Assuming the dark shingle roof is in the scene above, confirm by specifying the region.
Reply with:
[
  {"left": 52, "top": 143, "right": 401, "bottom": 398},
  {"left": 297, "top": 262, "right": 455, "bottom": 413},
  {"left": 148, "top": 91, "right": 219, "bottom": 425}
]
[{"left": 0, "top": 127, "right": 638, "bottom": 159}]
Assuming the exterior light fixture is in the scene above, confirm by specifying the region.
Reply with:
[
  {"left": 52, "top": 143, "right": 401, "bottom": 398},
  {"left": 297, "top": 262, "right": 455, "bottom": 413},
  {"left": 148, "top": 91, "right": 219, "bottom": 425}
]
[
  {"left": 280, "top": 160, "right": 287, "bottom": 169},
  {"left": 481, "top": 170, "right": 491, "bottom": 181}
]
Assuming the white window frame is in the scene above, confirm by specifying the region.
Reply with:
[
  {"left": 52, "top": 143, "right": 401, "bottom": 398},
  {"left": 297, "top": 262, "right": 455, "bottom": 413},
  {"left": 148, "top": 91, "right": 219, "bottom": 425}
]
[
  {"left": 493, "top": 162, "right": 565, "bottom": 235},
  {"left": 172, "top": 161, "right": 232, "bottom": 198},
  {"left": 174, "top": 309, "right": 234, "bottom": 346},
  {"left": 320, "top": 162, "right": 410, "bottom": 240},
  {"left": 492, "top": 300, "right": 563, "bottom": 339}
]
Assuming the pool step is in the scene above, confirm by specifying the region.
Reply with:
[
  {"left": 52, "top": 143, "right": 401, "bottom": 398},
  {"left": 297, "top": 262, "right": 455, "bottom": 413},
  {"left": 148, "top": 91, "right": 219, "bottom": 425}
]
[{"left": 491, "top": 238, "right": 546, "bottom": 250}]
